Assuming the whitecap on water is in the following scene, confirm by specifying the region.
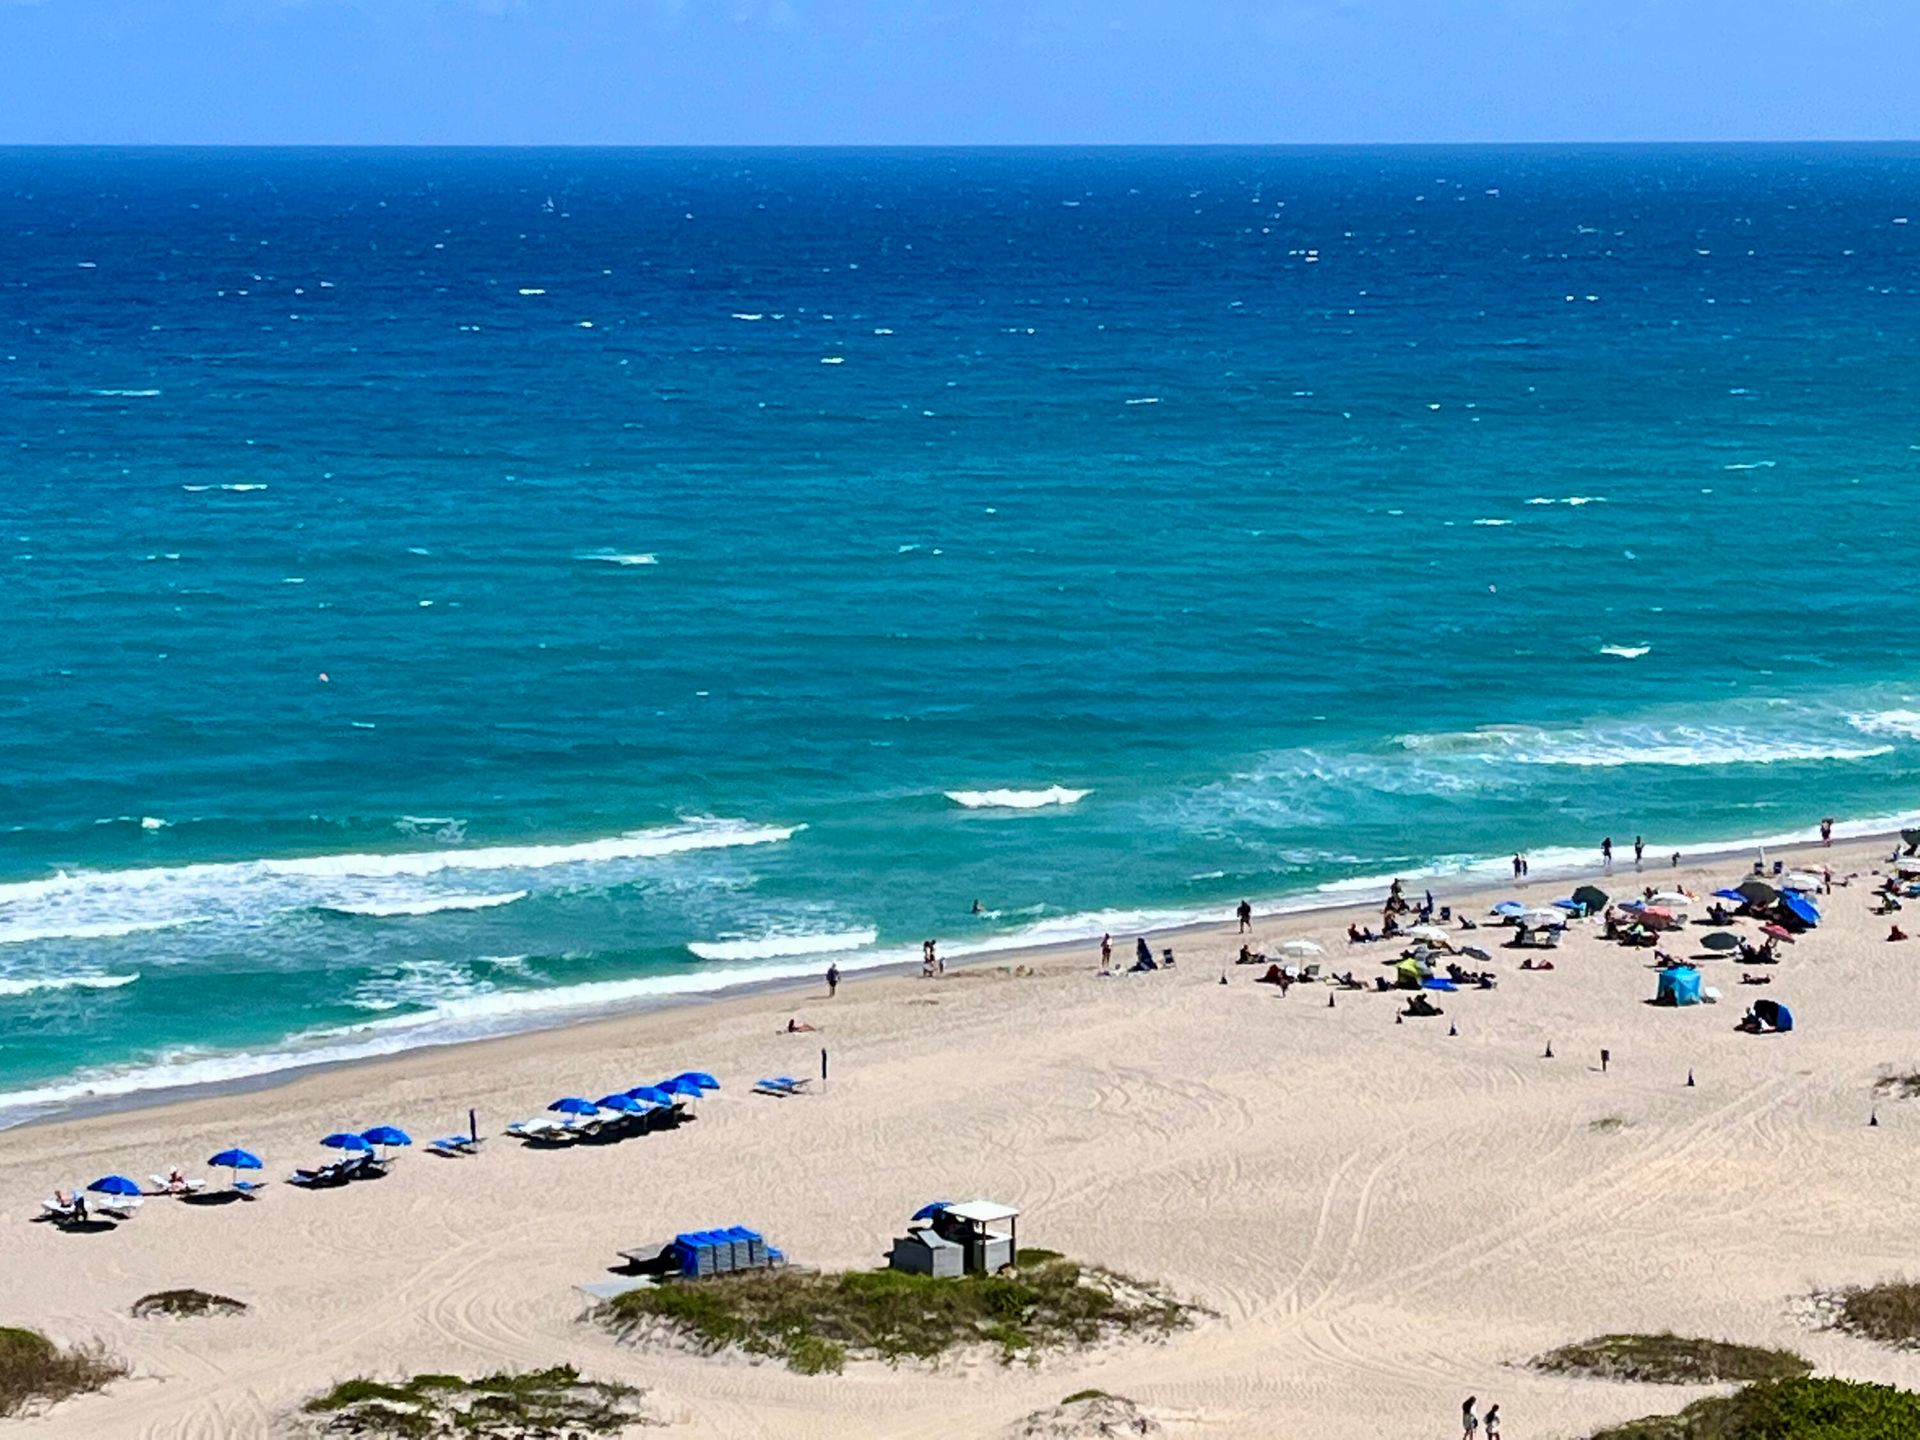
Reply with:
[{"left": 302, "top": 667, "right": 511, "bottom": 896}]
[{"left": 946, "top": 786, "right": 1090, "bottom": 810}]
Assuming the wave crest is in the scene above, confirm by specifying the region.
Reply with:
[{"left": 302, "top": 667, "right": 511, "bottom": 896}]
[
  {"left": 689, "top": 928, "right": 877, "bottom": 962},
  {"left": 946, "top": 786, "right": 1090, "bottom": 810}
]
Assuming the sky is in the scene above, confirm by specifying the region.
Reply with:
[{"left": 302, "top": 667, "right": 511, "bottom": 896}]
[{"left": 0, "top": 0, "right": 1916, "bottom": 146}]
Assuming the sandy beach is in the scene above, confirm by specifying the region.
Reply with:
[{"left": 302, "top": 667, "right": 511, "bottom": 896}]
[{"left": 9, "top": 832, "right": 1920, "bottom": 1438}]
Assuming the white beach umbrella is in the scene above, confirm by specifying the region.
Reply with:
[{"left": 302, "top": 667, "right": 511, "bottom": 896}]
[
  {"left": 1279, "top": 938, "right": 1324, "bottom": 957},
  {"left": 1782, "top": 871, "right": 1823, "bottom": 893},
  {"left": 1405, "top": 923, "right": 1450, "bottom": 943},
  {"left": 1649, "top": 891, "right": 1692, "bottom": 909},
  {"left": 1520, "top": 909, "right": 1563, "bottom": 930}
]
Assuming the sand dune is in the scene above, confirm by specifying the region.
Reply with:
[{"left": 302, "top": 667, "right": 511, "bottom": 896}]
[{"left": 9, "top": 836, "right": 1920, "bottom": 1438}]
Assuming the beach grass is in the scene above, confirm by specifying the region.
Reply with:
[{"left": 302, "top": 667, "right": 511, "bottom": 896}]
[
  {"left": 601, "top": 1253, "right": 1197, "bottom": 1375},
  {"left": 1534, "top": 1332, "right": 1809, "bottom": 1385},
  {"left": 302, "top": 1364, "right": 649, "bottom": 1436},
  {"left": 1872, "top": 1071, "right": 1920, "bottom": 1100},
  {"left": 1817, "top": 1280, "right": 1920, "bottom": 1348},
  {"left": 1588, "top": 1376, "right": 1920, "bottom": 1438},
  {"left": 132, "top": 1289, "right": 248, "bottom": 1319},
  {"left": 0, "top": 1326, "right": 124, "bottom": 1418}
]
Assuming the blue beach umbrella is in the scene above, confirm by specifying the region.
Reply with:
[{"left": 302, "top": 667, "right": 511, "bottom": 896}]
[
  {"left": 321, "top": 1132, "right": 373, "bottom": 1154},
  {"left": 624, "top": 1086, "right": 675, "bottom": 1109},
  {"left": 594, "top": 1093, "right": 647, "bottom": 1115},
  {"left": 1781, "top": 893, "right": 1821, "bottom": 927},
  {"left": 659, "top": 1075, "right": 706, "bottom": 1098},
  {"left": 207, "top": 1148, "right": 263, "bottom": 1172},
  {"left": 1713, "top": 888, "right": 1748, "bottom": 902},
  {"left": 1552, "top": 898, "right": 1582, "bottom": 912},
  {"left": 911, "top": 1201, "right": 954, "bottom": 1221},
  {"left": 547, "top": 1097, "right": 600, "bottom": 1117},
  {"left": 88, "top": 1175, "right": 144, "bottom": 1197},
  {"left": 672, "top": 1071, "right": 721, "bottom": 1091},
  {"left": 362, "top": 1125, "right": 412, "bottom": 1149},
  {"left": 1491, "top": 901, "right": 1525, "bottom": 918}
]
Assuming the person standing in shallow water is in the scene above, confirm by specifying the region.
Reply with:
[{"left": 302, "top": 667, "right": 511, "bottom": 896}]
[
  {"left": 1236, "top": 899, "right": 1252, "bottom": 933},
  {"left": 1601, "top": 837, "right": 1613, "bottom": 873},
  {"left": 1634, "top": 835, "right": 1645, "bottom": 869}
]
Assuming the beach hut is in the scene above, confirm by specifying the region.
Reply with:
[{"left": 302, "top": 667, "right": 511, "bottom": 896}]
[
  {"left": 1655, "top": 967, "right": 1703, "bottom": 1006},
  {"left": 927, "top": 1200, "right": 1019, "bottom": 1275},
  {"left": 887, "top": 1227, "right": 964, "bottom": 1278}
]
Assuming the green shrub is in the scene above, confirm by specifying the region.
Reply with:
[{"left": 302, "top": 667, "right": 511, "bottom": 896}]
[
  {"left": 1590, "top": 1376, "right": 1920, "bottom": 1439},
  {"left": 1820, "top": 1280, "right": 1920, "bottom": 1348},
  {"left": 132, "top": 1289, "right": 248, "bottom": 1319},
  {"left": 301, "top": 1365, "right": 649, "bottom": 1435},
  {"left": 0, "top": 1326, "right": 124, "bottom": 1418},
  {"left": 1535, "top": 1333, "right": 1809, "bottom": 1385},
  {"left": 602, "top": 1256, "right": 1198, "bottom": 1374}
]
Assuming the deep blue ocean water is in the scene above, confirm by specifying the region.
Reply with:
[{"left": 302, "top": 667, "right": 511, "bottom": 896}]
[{"left": 4, "top": 145, "right": 1919, "bottom": 1120}]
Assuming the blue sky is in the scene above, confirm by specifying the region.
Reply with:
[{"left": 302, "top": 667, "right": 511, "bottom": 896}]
[{"left": 1, "top": 0, "right": 1916, "bottom": 145}]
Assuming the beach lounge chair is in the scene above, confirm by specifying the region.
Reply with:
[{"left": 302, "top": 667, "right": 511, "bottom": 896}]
[
  {"left": 508, "top": 1117, "right": 580, "bottom": 1143},
  {"left": 94, "top": 1195, "right": 143, "bottom": 1220},
  {"left": 38, "top": 1196, "right": 84, "bottom": 1224},
  {"left": 752, "top": 1076, "right": 810, "bottom": 1097},
  {"left": 428, "top": 1133, "right": 481, "bottom": 1157},
  {"left": 150, "top": 1172, "right": 207, "bottom": 1197}
]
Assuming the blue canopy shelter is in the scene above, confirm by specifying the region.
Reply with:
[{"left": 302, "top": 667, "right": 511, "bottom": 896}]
[
  {"left": 1753, "top": 998, "right": 1795, "bottom": 1032},
  {"left": 1656, "top": 967, "right": 1703, "bottom": 1006}
]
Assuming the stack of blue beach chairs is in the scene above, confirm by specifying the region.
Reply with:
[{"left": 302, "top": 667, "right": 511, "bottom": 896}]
[{"left": 672, "top": 1225, "right": 783, "bottom": 1277}]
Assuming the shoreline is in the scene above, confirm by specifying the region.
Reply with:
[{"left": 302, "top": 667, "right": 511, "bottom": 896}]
[{"left": 11, "top": 818, "right": 1901, "bottom": 1137}]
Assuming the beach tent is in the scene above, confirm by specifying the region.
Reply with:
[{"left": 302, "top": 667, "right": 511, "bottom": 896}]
[
  {"left": 1753, "top": 998, "right": 1794, "bottom": 1032},
  {"left": 1571, "top": 885, "right": 1609, "bottom": 913},
  {"left": 1394, "top": 958, "right": 1424, "bottom": 989},
  {"left": 1655, "top": 967, "right": 1703, "bottom": 1006}
]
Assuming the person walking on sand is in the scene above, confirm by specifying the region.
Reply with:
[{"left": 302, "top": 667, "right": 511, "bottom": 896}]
[
  {"left": 1485, "top": 1402, "right": 1501, "bottom": 1440},
  {"left": 1462, "top": 1395, "right": 1480, "bottom": 1439},
  {"left": 1601, "top": 837, "right": 1613, "bottom": 874},
  {"left": 1099, "top": 932, "right": 1112, "bottom": 974},
  {"left": 1634, "top": 835, "right": 1644, "bottom": 869},
  {"left": 826, "top": 962, "right": 840, "bottom": 998},
  {"left": 1237, "top": 899, "right": 1253, "bottom": 933}
]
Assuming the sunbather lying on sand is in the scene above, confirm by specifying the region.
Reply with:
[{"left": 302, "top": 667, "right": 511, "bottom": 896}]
[
  {"left": 1740, "top": 973, "right": 1773, "bottom": 985},
  {"left": 1402, "top": 994, "right": 1444, "bottom": 1018},
  {"left": 1347, "top": 924, "right": 1376, "bottom": 944},
  {"left": 1519, "top": 958, "right": 1555, "bottom": 971}
]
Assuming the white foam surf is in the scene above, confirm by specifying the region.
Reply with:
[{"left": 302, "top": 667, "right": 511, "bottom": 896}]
[
  {"left": 688, "top": 928, "right": 877, "bottom": 962},
  {"left": 578, "top": 551, "right": 658, "bottom": 566},
  {"left": 1399, "top": 724, "right": 1891, "bottom": 769},
  {"left": 1599, "top": 645, "right": 1651, "bottom": 659},
  {"left": 0, "top": 973, "right": 140, "bottom": 998},
  {"left": 946, "top": 786, "right": 1090, "bottom": 810},
  {"left": 323, "top": 891, "right": 529, "bottom": 919},
  {"left": 0, "top": 918, "right": 195, "bottom": 947}
]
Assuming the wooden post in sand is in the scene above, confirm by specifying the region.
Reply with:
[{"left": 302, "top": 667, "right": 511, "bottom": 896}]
[
  {"left": 820, "top": 1047, "right": 828, "bottom": 1093},
  {"left": 1601, "top": 1048, "right": 1610, "bottom": 1074}
]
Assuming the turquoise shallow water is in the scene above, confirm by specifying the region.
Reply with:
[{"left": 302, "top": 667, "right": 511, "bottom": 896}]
[{"left": 3, "top": 145, "right": 1919, "bottom": 1120}]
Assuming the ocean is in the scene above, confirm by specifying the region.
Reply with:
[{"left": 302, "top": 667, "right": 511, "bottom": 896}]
[{"left": 3, "top": 144, "right": 1918, "bottom": 1123}]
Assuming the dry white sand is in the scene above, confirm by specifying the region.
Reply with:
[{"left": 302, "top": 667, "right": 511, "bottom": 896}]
[{"left": 8, "top": 837, "right": 1920, "bottom": 1438}]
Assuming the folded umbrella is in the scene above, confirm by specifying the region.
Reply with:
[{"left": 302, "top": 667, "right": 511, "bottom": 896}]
[{"left": 911, "top": 1201, "right": 954, "bottom": 1221}]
